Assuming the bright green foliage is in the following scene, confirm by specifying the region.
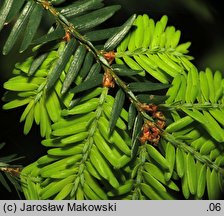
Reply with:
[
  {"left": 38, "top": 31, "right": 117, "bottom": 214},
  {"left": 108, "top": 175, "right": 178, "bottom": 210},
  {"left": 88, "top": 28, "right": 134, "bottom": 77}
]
[
  {"left": 20, "top": 87, "right": 132, "bottom": 199},
  {"left": 164, "top": 67, "right": 224, "bottom": 199},
  {"left": 0, "top": 0, "right": 224, "bottom": 200},
  {"left": 2, "top": 43, "right": 74, "bottom": 138},
  {"left": 115, "top": 14, "right": 192, "bottom": 83}
]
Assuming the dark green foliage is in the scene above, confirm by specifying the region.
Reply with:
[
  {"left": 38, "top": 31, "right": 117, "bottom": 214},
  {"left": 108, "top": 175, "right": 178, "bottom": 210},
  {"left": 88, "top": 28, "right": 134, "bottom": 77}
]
[
  {"left": 70, "top": 74, "right": 103, "bottom": 94},
  {"left": 70, "top": 5, "right": 121, "bottom": 32},
  {"left": 104, "top": 14, "right": 136, "bottom": 51},
  {"left": 59, "top": 0, "right": 104, "bottom": 18},
  {"left": 109, "top": 88, "right": 125, "bottom": 134},
  {"left": 3, "top": 1, "right": 36, "bottom": 55},
  {"left": 46, "top": 39, "right": 77, "bottom": 91},
  {"left": 0, "top": 0, "right": 13, "bottom": 31},
  {"left": 128, "top": 82, "right": 170, "bottom": 92}
]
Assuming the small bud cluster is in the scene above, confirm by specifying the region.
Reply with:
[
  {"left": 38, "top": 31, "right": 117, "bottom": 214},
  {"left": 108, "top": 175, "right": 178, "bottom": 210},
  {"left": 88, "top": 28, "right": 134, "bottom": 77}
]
[
  {"left": 139, "top": 104, "right": 166, "bottom": 146},
  {"left": 103, "top": 69, "right": 115, "bottom": 88}
]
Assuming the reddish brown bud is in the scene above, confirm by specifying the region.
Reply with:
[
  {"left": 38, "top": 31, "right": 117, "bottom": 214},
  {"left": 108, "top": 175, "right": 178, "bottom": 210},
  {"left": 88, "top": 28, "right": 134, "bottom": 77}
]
[
  {"left": 139, "top": 120, "right": 162, "bottom": 146},
  {"left": 103, "top": 70, "right": 115, "bottom": 88},
  {"left": 63, "top": 31, "right": 71, "bottom": 42},
  {"left": 103, "top": 51, "right": 116, "bottom": 64},
  {"left": 156, "top": 119, "right": 166, "bottom": 129},
  {"left": 139, "top": 103, "right": 158, "bottom": 113},
  {"left": 153, "top": 111, "right": 165, "bottom": 121}
]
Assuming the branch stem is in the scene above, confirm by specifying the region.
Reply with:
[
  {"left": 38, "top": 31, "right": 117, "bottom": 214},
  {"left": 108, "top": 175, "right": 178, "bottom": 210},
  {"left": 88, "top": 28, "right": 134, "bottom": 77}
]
[
  {"left": 35, "top": 0, "right": 154, "bottom": 121},
  {"left": 35, "top": 0, "right": 224, "bottom": 178},
  {"left": 162, "top": 132, "right": 224, "bottom": 175}
]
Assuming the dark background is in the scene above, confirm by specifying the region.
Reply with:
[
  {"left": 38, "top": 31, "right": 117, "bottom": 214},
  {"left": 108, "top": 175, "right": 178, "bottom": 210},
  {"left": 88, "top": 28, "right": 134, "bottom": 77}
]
[{"left": 0, "top": 0, "right": 224, "bottom": 199}]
